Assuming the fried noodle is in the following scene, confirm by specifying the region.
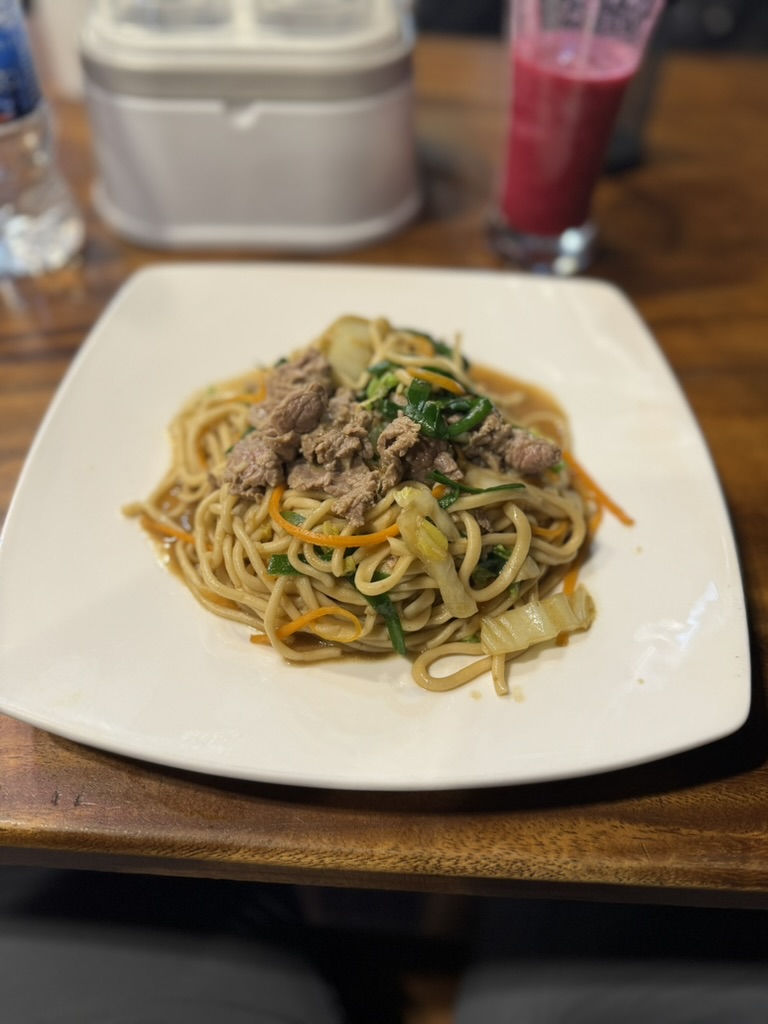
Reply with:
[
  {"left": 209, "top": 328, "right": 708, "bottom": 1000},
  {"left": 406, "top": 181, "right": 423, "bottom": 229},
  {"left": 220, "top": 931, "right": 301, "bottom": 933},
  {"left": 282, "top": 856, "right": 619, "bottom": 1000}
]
[{"left": 125, "top": 317, "right": 620, "bottom": 696}]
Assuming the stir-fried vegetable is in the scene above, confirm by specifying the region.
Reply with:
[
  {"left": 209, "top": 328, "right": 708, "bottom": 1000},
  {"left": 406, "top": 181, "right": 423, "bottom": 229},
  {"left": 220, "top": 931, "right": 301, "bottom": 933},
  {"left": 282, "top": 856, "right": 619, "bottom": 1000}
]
[
  {"left": 362, "top": 591, "right": 407, "bottom": 656},
  {"left": 480, "top": 586, "right": 595, "bottom": 656},
  {"left": 394, "top": 486, "right": 477, "bottom": 619},
  {"left": 251, "top": 605, "right": 363, "bottom": 645},
  {"left": 360, "top": 350, "right": 494, "bottom": 441},
  {"left": 266, "top": 554, "right": 305, "bottom": 576},
  {"left": 431, "top": 470, "right": 525, "bottom": 510}
]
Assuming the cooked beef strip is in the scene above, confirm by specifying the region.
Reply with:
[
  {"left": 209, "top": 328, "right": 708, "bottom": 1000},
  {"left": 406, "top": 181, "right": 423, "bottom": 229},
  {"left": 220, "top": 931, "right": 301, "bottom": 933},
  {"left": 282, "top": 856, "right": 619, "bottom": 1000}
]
[
  {"left": 328, "top": 467, "right": 380, "bottom": 527},
  {"left": 287, "top": 460, "right": 379, "bottom": 528},
  {"left": 225, "top": 381, "right": 330, "bottom": 497},
  {"left": 301, "top": 408, "right": 374, "bottom": 468},
  {"left": 267, "top": 381, "right": 328, "bottom": 435},
  {"left": 376, "top": 415, "right": 421, "bottom": 491},
  {"left": 504, "top": 430, "right": 562, "bottom": 474},
  {"left": 224, "top": 431, "right": 296, "bottom": 495},
  {"left": 224, "top": 342, "right": 558, "bottom": 523},
  {"left": 285, "top": 462, "right": 336, "bottom": 493},
  {"left": 377, "top": 415, "right": 421, "bottom": 457},
  {"left": 404, "top": 437, "right": 462, "bottom": 485},
  {"left": 264, "top": 347, "right": 334, "bottom": 403},
  {"left": 462, "top": 410, "right": 561, "bottom": 475}
]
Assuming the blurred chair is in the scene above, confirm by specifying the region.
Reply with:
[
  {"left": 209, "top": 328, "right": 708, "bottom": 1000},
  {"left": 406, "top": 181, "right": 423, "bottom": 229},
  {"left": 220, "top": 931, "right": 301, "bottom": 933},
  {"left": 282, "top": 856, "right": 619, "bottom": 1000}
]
[{"left": 456, "top": 960, "right": 768, "bottom": 1024}]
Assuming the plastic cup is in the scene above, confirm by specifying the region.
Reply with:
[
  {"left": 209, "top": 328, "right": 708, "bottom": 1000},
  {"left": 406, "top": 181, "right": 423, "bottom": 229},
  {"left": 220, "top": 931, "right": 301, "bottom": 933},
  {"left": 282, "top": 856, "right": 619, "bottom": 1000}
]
[{"left": 489, "top": 0, "right": 665, "bottom": 275}]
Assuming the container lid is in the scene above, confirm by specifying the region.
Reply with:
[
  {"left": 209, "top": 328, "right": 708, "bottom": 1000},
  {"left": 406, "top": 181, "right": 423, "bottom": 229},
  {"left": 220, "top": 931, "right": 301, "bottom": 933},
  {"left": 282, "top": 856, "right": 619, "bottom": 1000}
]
[{"left": 80, "top": 0, "right": 415, "bottom": 101}]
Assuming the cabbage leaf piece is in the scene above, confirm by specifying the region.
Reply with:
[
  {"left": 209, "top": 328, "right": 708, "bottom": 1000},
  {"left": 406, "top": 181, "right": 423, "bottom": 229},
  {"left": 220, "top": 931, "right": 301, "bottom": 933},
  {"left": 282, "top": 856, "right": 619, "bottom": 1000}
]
[
  {"left": 395, "top": 485, "right": 477, "bottom": 620},
  {"left": 480, "top": 586, "right": 595, "bottom": 656},
  {"left": 317, "top": 315, "right": 376, "bottom": 390}
]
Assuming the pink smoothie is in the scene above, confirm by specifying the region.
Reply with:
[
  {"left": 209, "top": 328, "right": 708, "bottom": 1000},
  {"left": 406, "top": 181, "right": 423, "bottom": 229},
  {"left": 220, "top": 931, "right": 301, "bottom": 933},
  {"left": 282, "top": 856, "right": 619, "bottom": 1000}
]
[{"left": 500, "top": 31, "right": 638, "bottom": 237}]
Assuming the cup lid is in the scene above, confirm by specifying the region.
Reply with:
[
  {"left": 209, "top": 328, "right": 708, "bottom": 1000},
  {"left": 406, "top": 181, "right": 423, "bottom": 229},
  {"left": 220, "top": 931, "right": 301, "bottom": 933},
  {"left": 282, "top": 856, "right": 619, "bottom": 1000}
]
[{"left": 80, "top": 0, "right": 414, "bottom": 101}]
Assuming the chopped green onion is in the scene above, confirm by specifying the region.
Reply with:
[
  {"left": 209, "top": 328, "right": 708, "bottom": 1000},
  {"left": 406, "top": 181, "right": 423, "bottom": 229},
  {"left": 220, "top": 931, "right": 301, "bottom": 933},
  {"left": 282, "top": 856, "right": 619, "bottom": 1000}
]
[
  {"left": 379, "top": 399, "right": 404, "bottom": 422},
  {"left": 403, "top": 399, "right": 448, "bottom": 439},
  {"left": 437, "top": 490, "right": 461, "bottom": 510},
  {"left": 362, "top": 592, "right": 407, "bottom": 656},
  {"left": 266, "top": 554, "right": 305, "bottom": 576},
  {"left": 368, "top": 360, "right": 396, "bottom": 376},
  {"left": 470, "top": 546, "right": 511, "bottom": 588},
  {"left": 446, "top": 396, "right": 493, "bottom": 436},
  {"left": 280, "top": 510, "right": 306, "bottom": 527},
  {"left": 431, "top": 471, "right": 525, "bottom": 496},
  {"left": 442, "top": 396, "right": 474, "bottom": 415},
  {"left": 469, "top": 547, "right": 523, "bottom": 597},
  {"left": 407, "top": 378, "right": 432, "bottom": 404},
  {"left": 366, "top": 370, "right": 399, "bottom": 402}
]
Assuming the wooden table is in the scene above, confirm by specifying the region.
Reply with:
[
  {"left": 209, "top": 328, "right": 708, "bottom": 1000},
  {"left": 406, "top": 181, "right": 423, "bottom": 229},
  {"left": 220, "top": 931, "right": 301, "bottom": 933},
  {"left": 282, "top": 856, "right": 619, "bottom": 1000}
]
[{"left": 1, "top": 36, "right": 767, "bottom": 909}]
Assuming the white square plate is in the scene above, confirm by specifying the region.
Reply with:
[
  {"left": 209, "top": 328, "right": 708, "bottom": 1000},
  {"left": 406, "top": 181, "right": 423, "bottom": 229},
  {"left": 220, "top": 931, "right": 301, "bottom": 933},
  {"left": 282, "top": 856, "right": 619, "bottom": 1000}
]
[{"left": 0, "top": 264, "right": 751, "bottom": 790}]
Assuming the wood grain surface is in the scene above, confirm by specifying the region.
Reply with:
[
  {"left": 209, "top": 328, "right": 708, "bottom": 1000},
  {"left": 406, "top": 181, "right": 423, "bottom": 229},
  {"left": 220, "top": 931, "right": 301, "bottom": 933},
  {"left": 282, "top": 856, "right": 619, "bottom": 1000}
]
[{"left": 1, "top": 37, "right": 767, "bottom": 907}]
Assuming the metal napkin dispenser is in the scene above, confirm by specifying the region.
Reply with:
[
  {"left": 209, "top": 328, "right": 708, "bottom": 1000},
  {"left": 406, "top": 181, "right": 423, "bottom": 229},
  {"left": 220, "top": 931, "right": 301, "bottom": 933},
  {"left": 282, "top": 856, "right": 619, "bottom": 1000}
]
[{"left": 80, "top": 0, "right": 421, "bottom": 250}]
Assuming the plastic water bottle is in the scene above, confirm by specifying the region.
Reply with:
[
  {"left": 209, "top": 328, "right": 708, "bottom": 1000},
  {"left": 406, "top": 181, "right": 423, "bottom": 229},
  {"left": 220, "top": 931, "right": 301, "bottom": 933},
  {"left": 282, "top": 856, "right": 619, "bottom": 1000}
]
[{"left": 0, "top": 0, "right": 84, "bottom": 276}]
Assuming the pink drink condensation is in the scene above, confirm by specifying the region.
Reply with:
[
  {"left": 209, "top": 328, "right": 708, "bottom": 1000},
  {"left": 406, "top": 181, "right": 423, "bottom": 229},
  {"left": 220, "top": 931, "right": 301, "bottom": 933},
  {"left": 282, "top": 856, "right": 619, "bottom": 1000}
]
[{"left": 500, "top": 30, "right": 639, "bottom": 238}]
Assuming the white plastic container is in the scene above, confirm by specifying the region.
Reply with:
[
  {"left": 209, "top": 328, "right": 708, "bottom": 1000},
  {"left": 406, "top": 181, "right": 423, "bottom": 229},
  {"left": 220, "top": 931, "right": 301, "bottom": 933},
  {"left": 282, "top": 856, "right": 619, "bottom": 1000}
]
[{"left": 80, "top": 0, "right": 421, "bottom": 250}]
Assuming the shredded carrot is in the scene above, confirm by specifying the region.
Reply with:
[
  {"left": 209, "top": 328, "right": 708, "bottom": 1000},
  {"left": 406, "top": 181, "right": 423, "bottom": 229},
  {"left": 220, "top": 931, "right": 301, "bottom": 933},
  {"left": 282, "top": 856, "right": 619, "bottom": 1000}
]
[
  {"left": 563, "top": 451, "right": 634, "bottom": 526},
  {"left": 431, "top": 483, "right": 449, "bottom": 500},
  {"left": 409, "top": 367, "right": 466, "bottom": 395},
  {"left": 250, "top": 605, "right": 362, "bottom": 645},
  {"left": 140, "top": 515, "right": 196, "bottom": 546},
  {"left": 532, "top": 521, "right": 569, "bottom": 542},
  {"left": 588, "top": 502, "right": 604, "bottom": 537},
  {"left": 268, "top": 486, "right": 400, "bottom": 548}
]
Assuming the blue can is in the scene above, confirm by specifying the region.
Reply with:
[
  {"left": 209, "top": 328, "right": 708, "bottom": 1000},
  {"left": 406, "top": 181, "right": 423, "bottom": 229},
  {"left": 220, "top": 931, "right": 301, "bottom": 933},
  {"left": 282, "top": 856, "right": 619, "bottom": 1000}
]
[{"left": 0, "top": 0, "right": 41, "bottom": 122}]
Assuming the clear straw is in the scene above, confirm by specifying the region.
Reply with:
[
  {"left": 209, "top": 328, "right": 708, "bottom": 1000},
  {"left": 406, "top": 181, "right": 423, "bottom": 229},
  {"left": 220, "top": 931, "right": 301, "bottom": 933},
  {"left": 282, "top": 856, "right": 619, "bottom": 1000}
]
[
  {"left": 518, "top": 0, "right": 539, "bottom": 41},
  {"left": 576, "top": 0, "right": 601, "bottom": 70}
]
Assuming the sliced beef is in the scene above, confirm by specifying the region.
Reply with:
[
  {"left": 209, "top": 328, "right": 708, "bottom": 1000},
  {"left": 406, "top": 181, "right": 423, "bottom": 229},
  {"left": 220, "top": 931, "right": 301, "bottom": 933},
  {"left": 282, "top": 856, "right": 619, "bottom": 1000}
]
[
  {"left": 264, "top": 347, "right": 334, "bottom": 403},
  {"left": 328, "top": 466, "right": 380, "bottom": 528},
  {"left": 463, "top": 410, "right": 561, "bottom": 475},
  {"left": 376, "top": 415, "right": 463, "bottom": 490},
  {"left": 224, "top": 431, "right": 297, "bottom": 496},
  {"left": 377, "top": 415, "right": 421, "bottom": 458},
  {"left": 224, "top": 342, "right": 560, "bottom": 525},
  {"left": 225, "top": 382, "right": 329, "bottom": 497},
  {"left": 376, "top": 415, "right": 421, "bottom": 491},
  {"left": 328, "top": 387, "right": 366, "bottom": 425},
  {"left": 503, "top": 429, "right": 562, "bottom": 474},
  {"left": 288, "top": 461, "right": 379, "bottom": 528},
  {"left": 300, "top": 388, "right": 373, "bottom": 468},
  {"left": 404, "top": 437, "right": 462, "bottom": 484},
  {"left": 286, "top": 462, "right": 336, "bottom": 493},
  {"left": 301, "top": 418, "right": 373, "bottom": 467},
  {"left": 268, "top": 381, "right": 328, "bottom": 435}
]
